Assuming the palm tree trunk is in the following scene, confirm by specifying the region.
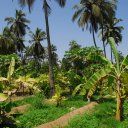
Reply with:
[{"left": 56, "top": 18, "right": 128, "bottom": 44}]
[
  {"left": 116, "top": 77, "right": 122, "bottom": 121},
  {"left": 111, "top": 47, "right": 113, "bottom": 63},
  {"left": 92, "top": 26, "right": 97, "bottom": 48},
  {"left": 44, "top": 0, "right": 55, "bottom": 97},
  {"left": 101, "top": 25, "right": 106, "bottom": 58}
]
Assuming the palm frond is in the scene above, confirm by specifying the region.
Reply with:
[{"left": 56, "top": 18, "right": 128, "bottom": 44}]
[{"left": 55, "top": 0, "right": 66, "bottom": 7}]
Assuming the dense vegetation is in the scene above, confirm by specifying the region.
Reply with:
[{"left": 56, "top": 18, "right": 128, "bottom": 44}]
[
  {"left": 14, "top": 95, "right": 86, "bottom": 128},
  {"left": 0, "top": 0, "right": 128, "bottom": 128},
  {"left": 65, "top": 100, "right": 128, "bottom": 128}
]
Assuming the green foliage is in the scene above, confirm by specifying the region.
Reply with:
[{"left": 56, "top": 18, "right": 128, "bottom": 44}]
[
  {"left": 66, "top": 100, "right": 128, "bottom": 128},
  {"left": 65, "top": 101, "right": 117, "bottom": 128},
  {"left": 62, "top": 43, "right": 102, "bottom": 73},
  {"left": 63, "top": 96, "right": 86, "bottom": 108},
  {"left": 15, "top": 75, "right": 40, "bottom": 94},
  {"left": 31, "top": 92, "right": 45, "bottom": 109},
  {"left": 0, "top": 93, "right": 15, "bottom": 127},
  {"left": 52, "top": 85, "right": 65, "bottom": 107},
  {"left": 123, "top": 99, "right": 128, "bottom": 119},
  {"left": 36, "top": 74, "right": 50, "bottom": 98},
  {"left": 77, "top": 38, "right": 128, "bottom": 101},
  {"left": 66, "top": 69, "right": 81, "bottom": 93},
  {"left": 82, "top": 65, "right": 112, "bottom": 96},
  {"left": 108, "top": 37, "right": 119, "bottom": 72},
  {"left": 15, "top": 96, "right": 86, "bottom": 128},
  {"left": 0, "top": 93, "right": 8, "bottom": 102},
  {"left": 13, "top": 96, "right": 37, "bottom": 106},
  {"left": 0, "top": 54, "right": 19, "bottom": 77}
]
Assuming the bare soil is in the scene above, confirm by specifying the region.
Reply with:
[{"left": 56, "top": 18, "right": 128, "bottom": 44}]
[
  {"left": 37, "top": 102, "right": 98, "bottom": 128},
  {"left": 11, "top": 95, "right": 32, "bottom": 102}
]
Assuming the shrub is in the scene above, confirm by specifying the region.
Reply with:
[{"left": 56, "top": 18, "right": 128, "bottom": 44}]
[{"left": 31, "top": 92, "right": 45, "bottom": 109}]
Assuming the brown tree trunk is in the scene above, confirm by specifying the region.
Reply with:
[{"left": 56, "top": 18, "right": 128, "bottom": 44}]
[
  {"left": 44, "top": 0, "right": 55, "bottom": 97},
  {"left": 92, "top": 26, "right": 97, "bottom": 48},
  {"left": 110, "top": 47, "right": 113, "bottom": 63},
  {"left": 116, "top": 77, "right": 122, "bottom": 121},
  {"left": 101, "top": 25, "right": 106, "bottom": 58}
]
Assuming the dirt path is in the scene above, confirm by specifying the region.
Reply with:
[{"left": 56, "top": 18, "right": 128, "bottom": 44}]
[
  {"left": 7, "top": 104, "right": 31, "bottom": 116},
  {"left": 11, "top": 95, "right": 32, "bottom": 102},
  {"left": 37, "top": 102, "right": 98, "bottom": 128}
]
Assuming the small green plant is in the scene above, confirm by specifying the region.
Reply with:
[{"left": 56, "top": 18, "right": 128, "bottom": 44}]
[
  {"left": 52, "top": 85, "right": 65, "bottom": 107},
  {"left": 31, "top": 92, "right": 45, "bottom": 109}
]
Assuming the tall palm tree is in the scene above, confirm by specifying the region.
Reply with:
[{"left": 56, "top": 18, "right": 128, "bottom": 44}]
[
  {"left": 0, "top": 27, "right": 16, "bottom": 54},
  {"left": 100, "top": 18, "right": 123, "bottom": 62},
  {"left": 28, "top": 28, "right": 46, "bottom": 67},
  {"left": 72, "top": 0, "right": 117, "bottom": 50},
  {"left": 5, "top": 10, "right": 30, "bottom": 52},
  {"left": 97, "top": 0, "right": 117, "bottom": 58},
  {"left": 18, "top": 0, "right": 66, "bottom": 96}
]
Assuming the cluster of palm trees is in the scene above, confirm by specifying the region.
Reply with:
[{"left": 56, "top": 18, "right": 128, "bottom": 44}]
[
  {"left": 0, "top": 10, "right": 29, "bottom": 54},
  {"left": 73, "top": 0, "right": 123, "bottom": 59},
  {"left": 0, "top": 0, "right": 124, "bottom": 97}
]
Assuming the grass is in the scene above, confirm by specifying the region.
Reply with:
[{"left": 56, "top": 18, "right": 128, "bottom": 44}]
[
  {"left": 65, "top": 99, "right": 128, "bottom": 128},
  {"left": 12, "top": 95, "right": 86, "bottom": 128}
]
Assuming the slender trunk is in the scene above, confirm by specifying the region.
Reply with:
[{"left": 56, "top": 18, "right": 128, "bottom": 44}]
[
  {"left": 21, "top": 51, "right": 26, "bottom": 81},
  {"left": 101, "top": 25, "right": 106, "bottom": 58},
  {"left": 92, "top": 25, "right": 97, "bottom": 48},
  {"left": 116, "top": 77, "right": 122, "bottom": 121},
  {"left": 111, "top": 47, "right": 113, "bottom": 63},
  {"left": 44, "top": 0, "right": 55, "bottom": 97}
]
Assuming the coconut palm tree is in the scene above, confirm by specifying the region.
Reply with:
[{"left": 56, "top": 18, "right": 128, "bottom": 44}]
[
  {"left": 27, "top": 28, "right": 46, "bottom": 67},
  {"left": 18, "top": 0, "right": 66, "bottom": 96},
  {"left": 0, "top": 27, "right": 16, "bottom": 54},
  {"left": 72, "top": 0, "right": 117, "bottom": 50},
  {"left": 100, "top": 18, "right": 123, "bottom": 62},
  {"left": 5, "top": 10, "right": 30, "bottom": 52},
  {"left": 98, "top": 0, "right": 117, "bottom": 58}
]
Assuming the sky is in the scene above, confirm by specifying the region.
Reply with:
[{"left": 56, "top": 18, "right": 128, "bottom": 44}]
[{"left": 0, "top": 0, "right": 128, "bottom": 60}]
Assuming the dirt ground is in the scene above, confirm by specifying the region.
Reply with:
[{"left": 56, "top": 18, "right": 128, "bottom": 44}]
[
  {"left": 7, "top": 104, "right": 31, "bottom": 116},
  {"left": 37, "top": 102, "right": 98, "bottom": 128},
  {"left": 11, "top": 95, "right": 32, "bottom": 102}
]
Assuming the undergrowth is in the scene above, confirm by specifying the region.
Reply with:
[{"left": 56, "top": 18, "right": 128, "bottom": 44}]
[
  {"left": 65, "top": 100, "right": 128, "bottom": 128},
  {"left": 13, "top": 95, "right": 86, "bottom": 128}
]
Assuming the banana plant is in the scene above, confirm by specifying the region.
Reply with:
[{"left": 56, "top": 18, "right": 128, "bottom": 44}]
[
  {"left": 52, "top": 84, "right": 65, "bottom": 107},
  {"left": 7, "top": 57, "right": 15, "bottom": 82},
  {"left": 15, "top": 75, "right": 40, "bottom": 95},
  {"left": 78, "top": 37, "right": 128, "bottom": 121},
  {"left": 0, "top": 57, "right": 15, "bottom": 93}
]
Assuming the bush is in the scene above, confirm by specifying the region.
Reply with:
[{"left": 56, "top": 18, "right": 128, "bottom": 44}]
[{"left": 31, "top": 92, "right": 45, "bottom": 109}]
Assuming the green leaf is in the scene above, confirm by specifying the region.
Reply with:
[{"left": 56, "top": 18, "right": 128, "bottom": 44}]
[
  {"left": 87, "top": 55, "right": 112, "bottom": 66},
  {"left": 55, "top": 85, "right": 61, "bottom": 97},
  {"left": 120, "top": 55, "right": 128, "bottom": 71},
  {"left": 72, "top": 84, "right": 83, "bottom": 96},
  {"left": 107, "top": 75, "right": 116, "bottom": 87},
  {"left": 92, "top": 4, "right": 101, "bottom": 17},
  {"left": 121, "top": 55, "right": 128, "bottom": 66},
  {"left": 3, "top": 102, "right": 12, "bottom": 112},
  {"left": 108, "top": 37, "right": 120, "bottom": 73},
  {"left": 0, "top": 93, "right": 8, "bottom": 102},
  {"left": 81, "top": 65, "right": 112, "bottom": 96}
]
